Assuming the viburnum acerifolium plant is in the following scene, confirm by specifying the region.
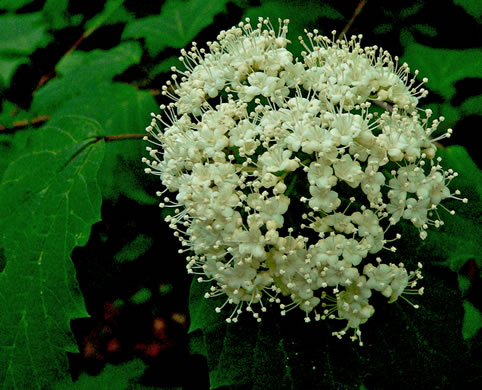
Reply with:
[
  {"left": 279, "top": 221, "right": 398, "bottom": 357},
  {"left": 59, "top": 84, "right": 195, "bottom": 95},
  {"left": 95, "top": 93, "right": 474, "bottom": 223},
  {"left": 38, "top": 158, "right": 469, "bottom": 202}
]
[{"left": 142, "top": 17, "right": 467, "bottom": 345}]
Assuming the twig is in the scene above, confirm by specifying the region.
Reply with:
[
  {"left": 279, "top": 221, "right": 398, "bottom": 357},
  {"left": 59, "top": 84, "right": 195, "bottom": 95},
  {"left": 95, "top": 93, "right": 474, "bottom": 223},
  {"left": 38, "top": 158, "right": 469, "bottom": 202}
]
[
  {"left": 372, "top": 100, "right": 394, "bottom": 113},
  {"left": 33, "top": 34, "right": 88, "bottom": 94},
  {"left": 103, "top": 133, "right": 150, "bottom": 142},
  {"left": 0, "top": 116, "right": 150, "bottom": 143},
  {"left": 20, "top": 1, "right": 125, "bottom": 105},
  {"left": 0, "top": 115, "right": 50, "bottom": 133},
  {"left": 337, "top": 0, "right": 369, "bottom": 40}
]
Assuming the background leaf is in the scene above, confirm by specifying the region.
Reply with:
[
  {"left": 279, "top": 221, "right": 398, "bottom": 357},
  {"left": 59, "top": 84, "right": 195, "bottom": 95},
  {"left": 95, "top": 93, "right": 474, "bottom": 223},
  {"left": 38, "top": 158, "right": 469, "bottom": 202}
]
[
  {"left": 0, "top": 13, "right": 51, "bottom": 55},
  {"left": 114, "top": 233, "right": 153, "bottom": 263},
  {"left": 122, "top": 0, "right": 230, "bottom": 56},
  {"left": 189, "top": 262, "right": 478, "bottom": 389},
  {"left": 49, "top": 82, "right": 158, "bottom": 203},
  {"left": 402, "top": 43, "right": 482, "bottom": 102},
  {"left": 54, "top": 359, "right": 146, "bottom": 389},
  {"left": 188, "top": 145, "right": 481, "bottom": 389},
  {"left": 0, "top": 0, "right": 31, "bottom": 11},
  {"left": 454, "top": 0, "right": 482, "bottom": 20},
  {"left": 401, "top": 40, "right": 482, "bottom": 129},
  {"left": 462, "top": 301, "right": 482, "bottom": 340},
  {"left": 29, "top": 41, "right": 157, "bottom": 202},
  {"left": 422, "top": 146, "right": 481, "bottom": 272},
  {"left": 0, "top": 12, "right": 51, "bottom": 87},
  {"left": 0, "top": 0, "right": 480, "bottom": 388},
  {"left": 241, "top": 0, "right": 343, "bottom": 58},
  {"left": 84, "top": 0, "right": 132, "bottom": 32},
  {"left": 31, "top": 41, "right": 143, "bottom": 115},
  {"left": 0, "top": 116, "right": 105, "bottom": 389}
]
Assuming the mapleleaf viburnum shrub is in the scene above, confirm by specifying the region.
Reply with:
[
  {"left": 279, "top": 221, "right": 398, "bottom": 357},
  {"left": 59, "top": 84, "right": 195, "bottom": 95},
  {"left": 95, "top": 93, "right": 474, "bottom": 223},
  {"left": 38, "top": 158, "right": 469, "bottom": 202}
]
[{"left": 142, "top": 17, "right": 467, "bottom": 345}]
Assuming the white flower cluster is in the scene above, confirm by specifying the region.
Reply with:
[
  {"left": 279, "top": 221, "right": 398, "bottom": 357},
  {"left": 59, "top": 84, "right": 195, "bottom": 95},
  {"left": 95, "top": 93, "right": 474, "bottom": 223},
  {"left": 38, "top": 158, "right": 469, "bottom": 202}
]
[{"left": 143, "top": 18, "right": 466, "bottom": 345}]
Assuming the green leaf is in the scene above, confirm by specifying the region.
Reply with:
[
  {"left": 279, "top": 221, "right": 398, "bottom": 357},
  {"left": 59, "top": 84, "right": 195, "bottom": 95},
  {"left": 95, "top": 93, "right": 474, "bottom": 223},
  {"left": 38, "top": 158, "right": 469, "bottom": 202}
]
[
  {"left": 0, "top": 12, "right": 51, "bottom": 87},
  {"left": 42, "top": 0, "right": 75, "bottom": 30},
  {"left": 424, "top": 146, "right": 481, "bottom": 272},
  {"left": 130, "top": 287, "right": 152, "bottom": 304},
  {"left": 454, "top": 0, "right": 482, "bottom": 21},
  {"left": 0, "top": 0, "right": 31, "bottom": 11},
  {"left": 0, "top": 131, "right": 30, "bottom": 182},
  {"left": 44, "top": 82, "right": 158, "bottom": 203},
  {"left": 84, "top": 0, "right": 132, "bottom": 32},
  {"left": 188, "top": 145, "right": 481, "bottom": 388},
  {"left": 0, "top": 56, "right": 29, "bottom": 89},
  {"left": 0, "top": 99, "right": 33, "bottom": 130},
  {"left": 54, "top": 359, "right": 146, "bottom": 389},
  {"left": 462, "top": 301, "right": 482, "bottom": 340},
  {"left": 31, "top": 41, "right": 143, "bottom": 116},
  {"left": 114, "top": 233, "right": 153, "bottom": 263},
  {"left": 402, "top": 43, "right": 482, "bottom": 102},
  {"left": 150, "top": 56, "right": 182, "bottom": 77},
  {"left": 242, "top": 0, "right": 343, "bottom": 58},
  {"left": 460, "top": 95, "right": 482, "bottom": 116},
  {"left": 0, "top": 12, "right": 51, "bottom": 55},
  {"left": 189, "top": 264, "right": 478, "bottom": 389},
  {"left": 0, "top": 115, "right": 105, "bottom": 389},
  {"left": 122, "top": 0, "right": 229, "bottom": 56},
  {"left": 29, "top": 39, "right": 156, "bottom": 204}
]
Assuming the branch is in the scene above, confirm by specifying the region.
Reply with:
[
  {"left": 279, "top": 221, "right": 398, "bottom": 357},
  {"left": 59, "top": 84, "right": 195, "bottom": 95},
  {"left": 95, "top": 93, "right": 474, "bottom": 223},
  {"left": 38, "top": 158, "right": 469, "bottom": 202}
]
[
  {"left": 0, "top": 115, "right": 50, "bottom": 133},
  {"left": 103, "top": 133, "right": 150, "bottom": 142},
  {"left": 337, "top": 0, "right": 369, "bottom": 40},
  {"left": 24, "top": 1, "right": 126, "bottom": 103},
  {"left": 0, "top": 116, "right": 151, "bottom": 143},
  {"left": 372, "top": 100, "right": 394, "bottom": 113}
]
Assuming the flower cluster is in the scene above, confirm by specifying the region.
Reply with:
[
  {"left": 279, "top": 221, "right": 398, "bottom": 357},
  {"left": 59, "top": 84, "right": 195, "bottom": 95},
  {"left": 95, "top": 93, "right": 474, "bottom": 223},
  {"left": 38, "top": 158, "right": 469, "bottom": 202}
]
[{"left": 143, "top": 18, "right": 466, "bottom": 345}]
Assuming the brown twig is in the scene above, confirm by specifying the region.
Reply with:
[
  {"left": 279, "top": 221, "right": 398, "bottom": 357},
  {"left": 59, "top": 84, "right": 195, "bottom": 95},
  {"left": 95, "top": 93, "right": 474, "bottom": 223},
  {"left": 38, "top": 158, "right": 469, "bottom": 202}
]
[
  {"left": 17, "top": 3, "right": 122, "bottom": 111},
  {"left": 337, "top": 0, "right": 368, "bottom": 40},
  {"left": 33, "top": 35, "right": 87, "bottom": 94},
  {"left": 0, "top": 116, "right": 150, "bottom": 143},
  {"left": 103, "top": 133, "right": 149, "bottom": 142},
  {"left": 372, "top": 100, "right": 394, "bottom": 113},
  {"left": 0, "top": 115, "right": 50, "bottom": 133}
]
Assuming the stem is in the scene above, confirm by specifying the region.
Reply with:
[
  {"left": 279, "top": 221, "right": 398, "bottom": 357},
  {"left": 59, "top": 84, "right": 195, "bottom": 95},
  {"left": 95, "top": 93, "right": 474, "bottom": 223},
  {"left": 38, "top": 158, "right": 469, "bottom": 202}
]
[
  {"left": 372, "top": 99, "right": 394, "bottom": 113},
  {"left": 92, "top": 133, "right": 152, "bottom": 145},
  {"left": 103, "top": 133, "right": 149, "bottom": 142},
  {"left": 0, "top": 115, "right": 50, "bottom": 133},
  {"left": 27, "top": 0, "right": 125, "bottom": 97},
  {"left": 337, "top": 0, "right": 369, "bottom": 40}
]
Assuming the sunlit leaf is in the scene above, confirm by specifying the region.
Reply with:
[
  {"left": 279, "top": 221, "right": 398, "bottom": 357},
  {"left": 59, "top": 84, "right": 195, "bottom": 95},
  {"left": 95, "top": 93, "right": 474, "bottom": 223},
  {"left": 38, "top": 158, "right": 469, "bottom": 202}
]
[{"left": 0, "top": 116, "right": 105, "bottom": 389}]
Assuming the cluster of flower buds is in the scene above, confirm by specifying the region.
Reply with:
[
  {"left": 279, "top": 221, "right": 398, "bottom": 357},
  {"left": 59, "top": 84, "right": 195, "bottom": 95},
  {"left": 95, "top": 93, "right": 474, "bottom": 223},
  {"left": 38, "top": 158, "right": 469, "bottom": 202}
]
[{"left": 143, "top": 17, "right": 465, "bottom": 344}]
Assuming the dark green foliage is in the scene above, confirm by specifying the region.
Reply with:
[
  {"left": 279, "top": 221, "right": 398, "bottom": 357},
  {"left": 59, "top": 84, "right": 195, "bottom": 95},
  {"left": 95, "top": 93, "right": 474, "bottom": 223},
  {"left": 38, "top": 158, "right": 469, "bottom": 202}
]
[
  {"left": 0, "top": 116, "right": 105, "bottom": 388},
  {"left": 0, "top": 0, "right": 480, "bottom": 389}
]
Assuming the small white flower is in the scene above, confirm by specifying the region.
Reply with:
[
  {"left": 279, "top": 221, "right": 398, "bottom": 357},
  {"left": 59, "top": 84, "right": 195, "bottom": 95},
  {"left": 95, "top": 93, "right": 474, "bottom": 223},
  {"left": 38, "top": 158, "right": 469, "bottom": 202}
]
[
  {"left": 144, "top": 17, "right": 462, "bottom": 340},
  {"left": 333, "top": 154, "right": 364, "bottom": 188}
]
